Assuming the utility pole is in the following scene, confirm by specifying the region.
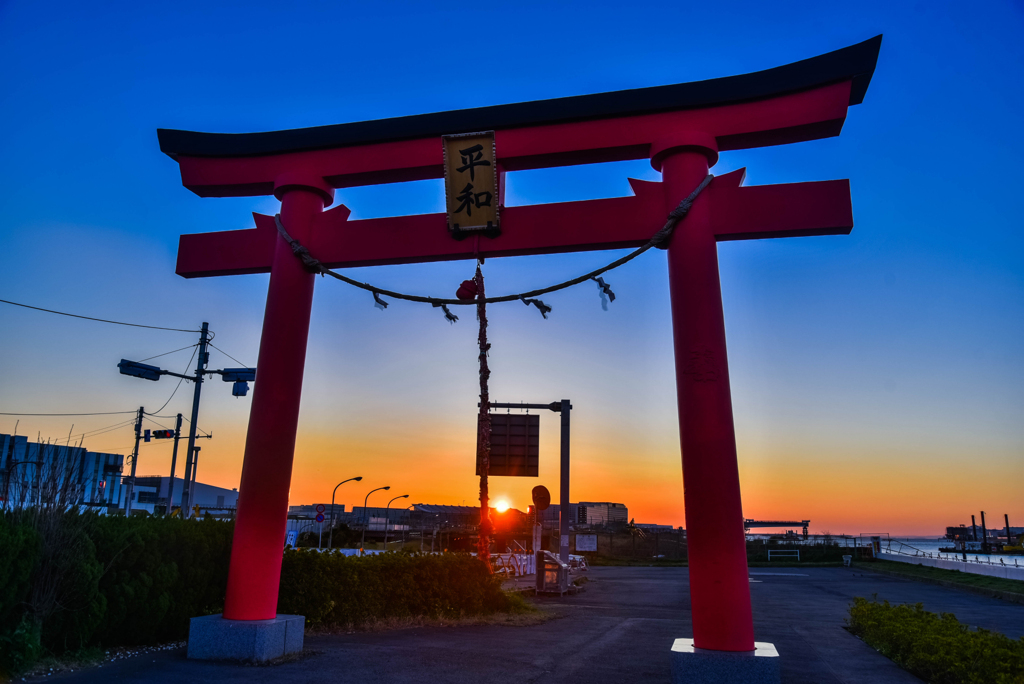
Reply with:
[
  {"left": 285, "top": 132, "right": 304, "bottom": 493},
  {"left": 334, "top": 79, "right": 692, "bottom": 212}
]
[
  {"left": 166, "top": 413, "right": 183, "bottom": 515},
  {"left": 188, "top": 446, "right": 201, "bottom": 517},
  {"left": 485, "top": 400, "right": 572, "bottom": 566},
  {"left": 124, "top": 406, "right": 144, "bottom": 515},
  {"left": 559, "top": 399, "right": 571, "bottom": 567},
  {"left": 180, "top": 322, "right": 211, "bottom": 517}
]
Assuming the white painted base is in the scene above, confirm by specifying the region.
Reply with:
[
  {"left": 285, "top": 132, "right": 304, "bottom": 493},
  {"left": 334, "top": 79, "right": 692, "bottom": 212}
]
[{"left": 670, "top": 639, "right": 780, "bottom": 684}]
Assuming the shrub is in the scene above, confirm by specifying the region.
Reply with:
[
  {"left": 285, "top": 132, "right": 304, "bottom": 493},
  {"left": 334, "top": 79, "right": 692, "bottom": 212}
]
[
  {"left": 847, "top": 597, "right": 1024, "bottom": 684},
  {"left": 278, "top": 550, "right": 512, "bottom": 628},
  {"left": 1, "top": 514, "right": 520, "bottom": 675}
]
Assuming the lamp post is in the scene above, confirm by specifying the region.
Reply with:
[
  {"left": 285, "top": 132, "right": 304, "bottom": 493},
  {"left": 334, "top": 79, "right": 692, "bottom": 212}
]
[
  {"left": 2, "top": 460, "right": 43, "bottom": 509},
  {"left": 383, "top": 494, "right": 409, "bottom": 550},
  {"left": 328, "top": 476, "right": 363, "bottom": 549},
  {"left": 360, "top": 485, "right": 390, "bottom": 551}
]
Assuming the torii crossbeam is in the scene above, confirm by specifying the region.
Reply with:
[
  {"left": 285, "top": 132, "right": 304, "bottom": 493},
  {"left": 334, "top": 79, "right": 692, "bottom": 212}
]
[{"left": 160, "top": 36, "right": 880, "bottom": 662}]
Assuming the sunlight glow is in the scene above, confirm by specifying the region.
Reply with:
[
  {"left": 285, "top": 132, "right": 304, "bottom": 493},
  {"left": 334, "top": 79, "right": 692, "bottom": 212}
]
[{"left": 494, "top": 500, "right": 510, "bottom": 513}]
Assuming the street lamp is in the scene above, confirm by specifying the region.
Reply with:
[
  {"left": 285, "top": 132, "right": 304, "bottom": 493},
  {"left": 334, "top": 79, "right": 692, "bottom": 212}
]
[
  {"left": 383, "top": 494, "right": 410, "bottom": 550},
  {"left": 360, "top": 485, "right": 390, "bottom": 551},
  {"left": 328, "top": 476, "right": 363, "bottom": 549},
  {"left": 2, "top": 460, "right": 43, "bottom": 509}
]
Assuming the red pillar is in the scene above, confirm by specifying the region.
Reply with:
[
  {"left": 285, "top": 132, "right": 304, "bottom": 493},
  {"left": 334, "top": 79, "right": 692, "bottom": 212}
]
[
  {"left": 223, "top": 181, "right": 330, "bottom": 620},
  {"left": 656, "top": 134, "right": 755, "bottom": 651}
]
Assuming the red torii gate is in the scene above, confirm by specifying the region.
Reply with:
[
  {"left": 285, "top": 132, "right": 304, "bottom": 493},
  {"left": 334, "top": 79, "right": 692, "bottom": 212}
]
[{"left": 161, "top": 36, "right": 880, "bottom": 659}]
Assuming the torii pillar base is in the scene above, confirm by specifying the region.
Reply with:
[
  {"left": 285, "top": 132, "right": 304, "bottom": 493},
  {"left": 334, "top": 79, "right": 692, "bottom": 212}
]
[
  {"left": 670, "top": 639, "right": 780, "bottom": 684},
  {"left": 187, "top": 614, "right": 305, "bottom": 663}
]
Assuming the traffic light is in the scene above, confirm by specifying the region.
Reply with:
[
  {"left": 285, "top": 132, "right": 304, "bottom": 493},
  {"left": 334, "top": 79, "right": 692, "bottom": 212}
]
[
  {"left": 151, "top": 430, "right": 175, "bottom": 439},
  {"left": 118, "top": 359, "right": 162, "bottom": 381}
]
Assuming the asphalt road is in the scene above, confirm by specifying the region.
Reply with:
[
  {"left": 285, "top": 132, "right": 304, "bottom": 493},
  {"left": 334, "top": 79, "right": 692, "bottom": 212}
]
[{"left": 36, "top": 566, "right": 1024, "bottom": 684}]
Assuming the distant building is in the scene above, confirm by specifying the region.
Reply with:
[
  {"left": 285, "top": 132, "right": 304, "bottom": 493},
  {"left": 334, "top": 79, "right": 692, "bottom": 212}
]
[
  {"left": 410, "top": 504, "right": 481, "bottom": 529},
  {"left": 124, "top": 476, "right": 239, "bottom": 516},
  {"left": 286, "top": 503, "right": 349, "bottom": 537},
  {"left": 0, "top": 433, "right": 124, "bottom": 512},
  {"left": 577, "top": 502, "right": 629, "bottom": 526},
  {"left": 531, "top": 502, "right": 629, "bottom": 529}
]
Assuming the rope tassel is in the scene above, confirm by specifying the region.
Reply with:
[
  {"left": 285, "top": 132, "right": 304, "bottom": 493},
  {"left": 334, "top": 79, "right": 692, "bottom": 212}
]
[
  {"left": 372, "top": 292, "right": 389, "bottom": 311},
  {"left": 521, "top": 297, "right": 552, "bottom": 319},
  {"left": 433, "top": 302, "right": 459, "bottom": 323},
  {"left": 592, "top": 277, "right": 616, "bottom": 310}
]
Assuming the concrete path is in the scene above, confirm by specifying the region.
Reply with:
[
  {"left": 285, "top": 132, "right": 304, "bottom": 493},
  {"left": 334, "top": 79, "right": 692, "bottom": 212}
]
[{"left": 36, "top": 566, "right": 1024, "bottom": 683}]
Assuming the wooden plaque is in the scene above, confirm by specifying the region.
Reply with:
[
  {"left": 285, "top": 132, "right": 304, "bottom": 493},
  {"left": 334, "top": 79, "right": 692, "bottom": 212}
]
[
  {"left": 478, "top": 413, "right": 539, "bottom": 477},
  {"left": 443, "top": 131, "right": 499, "bottom": 235}
]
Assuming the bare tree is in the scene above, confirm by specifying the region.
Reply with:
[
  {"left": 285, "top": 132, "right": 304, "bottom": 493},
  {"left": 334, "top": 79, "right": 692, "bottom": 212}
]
[{"left": 6, "top": 438, "right": 97, "bottom": 642}]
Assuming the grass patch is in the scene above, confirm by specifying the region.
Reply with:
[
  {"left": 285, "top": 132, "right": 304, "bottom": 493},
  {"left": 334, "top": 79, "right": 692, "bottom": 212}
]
[
  {"left": 863, "top": 560, "right": 1024, "bottom": 603},
  {"left": 847, "top": 597, "right": 1024, "bottom": 683}
]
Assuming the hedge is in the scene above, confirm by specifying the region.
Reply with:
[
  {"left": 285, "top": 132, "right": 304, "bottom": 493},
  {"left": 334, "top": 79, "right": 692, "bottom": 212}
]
[
  {"left": 847, "top": 597, "right": 1024, "bottom": 684},
  {"left": 278, "top": 549, "right": 511, "bottom": 628},
  {"left": 0, "top": 513, "right": 513, "bottom": 676}
]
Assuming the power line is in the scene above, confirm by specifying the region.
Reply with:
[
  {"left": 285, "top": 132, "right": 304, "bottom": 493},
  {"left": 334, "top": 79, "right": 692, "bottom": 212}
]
[
  {"left": 0, "top": 410, "right": 136, "bottom": 416},
  {"left": 208, "top": 342, "right": 250, "bottom": 368},
  {"left": 0, "top": 298, "right": 200, "bottom": 333},
  {"left": 143, "top": 415, "right": 174, "bottom": 431},
  {"left": 73, "top": 418, "right": 137, "bottom": 440},
  {"left": 149, "top": 345, "right": 199, "bottom": 415},
  {"left": 139, "top": 344, "right": 199, "bottom": 363},
  {"left": 182, "top": 416, "right": 211, "bottom": 438}
]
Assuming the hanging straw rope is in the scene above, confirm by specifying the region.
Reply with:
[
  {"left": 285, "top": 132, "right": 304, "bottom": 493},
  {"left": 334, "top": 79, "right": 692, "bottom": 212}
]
[
  {"left": 273, "top": 174, "right": 713, "bottom": 315},
  {"left": 475, "top": 263, "right": 492, "bottom": 563}
]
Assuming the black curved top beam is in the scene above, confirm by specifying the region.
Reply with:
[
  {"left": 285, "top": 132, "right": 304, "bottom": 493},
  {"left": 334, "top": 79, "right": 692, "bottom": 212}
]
[{"left": 158, "top": 35, "right": 881, "bottom": 159}]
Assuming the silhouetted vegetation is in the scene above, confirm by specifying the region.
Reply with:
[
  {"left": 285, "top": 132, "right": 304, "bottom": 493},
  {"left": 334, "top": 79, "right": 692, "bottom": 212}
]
[{"left": 0, "top": 513, "right": 519, "bottom": 677}]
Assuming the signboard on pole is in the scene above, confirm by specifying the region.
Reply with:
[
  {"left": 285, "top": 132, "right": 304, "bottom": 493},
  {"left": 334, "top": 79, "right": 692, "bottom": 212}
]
[
  {"left": 479, "top": 413, "right": 539, "bottom": 477},
  {"left": 576, "top": 534, "right": 598, "bottom": 552}
]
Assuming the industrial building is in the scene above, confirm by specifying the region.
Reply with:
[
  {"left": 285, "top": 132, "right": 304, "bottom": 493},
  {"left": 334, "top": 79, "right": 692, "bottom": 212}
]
[
  {"left": 0, "top": 433, "right": 124, "bottom": 512},
  {"left": 124, "top": 475, "right": 239, "bottom": 516}
]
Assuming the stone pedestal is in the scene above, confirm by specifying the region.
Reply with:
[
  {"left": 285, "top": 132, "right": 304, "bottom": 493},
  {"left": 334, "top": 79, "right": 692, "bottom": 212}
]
[
  {"left": 670, "top": 639, "right": 780, "bottom": 683},
  {"left": 187, "top": 614, "right": 304, "bottom": 663}
]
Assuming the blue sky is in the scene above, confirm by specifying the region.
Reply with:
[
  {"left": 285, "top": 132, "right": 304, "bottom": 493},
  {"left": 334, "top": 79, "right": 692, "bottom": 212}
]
[{"left": 0, "top": 1, "right": 1021, "bottom": 533}]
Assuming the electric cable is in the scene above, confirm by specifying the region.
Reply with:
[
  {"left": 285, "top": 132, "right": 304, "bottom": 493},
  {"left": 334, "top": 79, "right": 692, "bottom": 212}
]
[
  {"left": 139, "top": 344, "right": 199, "bottom": 363},
  {"left": 182, "top": 416, "right": 212, "bottom": 438},
  {"left": 208, "top": 343, "right": 250, "bottom": 368},
  {"left": 0, "top": 410, "right": 136, "bottom": 416},
  {"left": 71, "top": 418, "right": 137, "bottom": 441},
  {"left": 148, "top": 345, "right": 199, "bottom": 416},
  {"left": 143, "top": 415, "right": 174, "bottom": 431},
  {"left": 0, "top": 298, "right": 200, "bottom": 333}
]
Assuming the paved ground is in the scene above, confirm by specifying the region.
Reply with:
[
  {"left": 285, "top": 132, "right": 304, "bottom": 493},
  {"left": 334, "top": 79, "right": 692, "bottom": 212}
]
[{"left": 38, "top": 566, "right": 1024, "bottom": 683}]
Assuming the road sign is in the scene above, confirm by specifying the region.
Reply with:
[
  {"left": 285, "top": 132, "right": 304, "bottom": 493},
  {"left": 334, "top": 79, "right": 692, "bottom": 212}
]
[
  {"left": 315, "top": 513, "right": 325, "bottom": 523},
  {"left": 315, "top": 504, "right": 325, "bottom": 514},
  {"left": 532, "top": 485, "right": 551, "bottom": 511}
]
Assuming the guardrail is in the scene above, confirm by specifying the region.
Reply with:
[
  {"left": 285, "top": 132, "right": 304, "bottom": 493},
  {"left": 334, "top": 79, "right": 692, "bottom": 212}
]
[
  {"left": 767, "top": 549, "right": 800, "bottom": 561},
  {"left": 882, "top": 539, "right": 1023, "bottom": 568}
]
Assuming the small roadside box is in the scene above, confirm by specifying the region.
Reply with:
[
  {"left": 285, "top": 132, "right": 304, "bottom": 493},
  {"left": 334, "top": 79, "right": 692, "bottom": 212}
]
[{"left": 536, "top": 551, "right": 569, "bottom": 595}]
